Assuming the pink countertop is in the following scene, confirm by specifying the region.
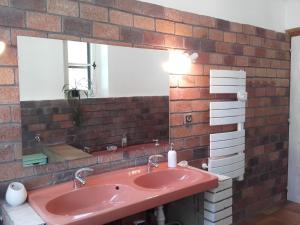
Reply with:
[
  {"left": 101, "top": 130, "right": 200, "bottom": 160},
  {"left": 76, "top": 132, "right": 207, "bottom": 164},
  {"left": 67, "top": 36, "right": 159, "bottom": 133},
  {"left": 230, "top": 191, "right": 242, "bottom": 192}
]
[{"left": 28, "top": 163, "right": 218, "bottom": 225}]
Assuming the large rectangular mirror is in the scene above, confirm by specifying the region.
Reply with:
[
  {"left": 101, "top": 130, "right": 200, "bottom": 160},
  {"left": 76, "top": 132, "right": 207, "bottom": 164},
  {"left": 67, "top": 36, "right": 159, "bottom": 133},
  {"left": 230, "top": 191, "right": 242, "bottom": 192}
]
[{"left": 17, "top": 36, "right": 169, "bottom": 166}]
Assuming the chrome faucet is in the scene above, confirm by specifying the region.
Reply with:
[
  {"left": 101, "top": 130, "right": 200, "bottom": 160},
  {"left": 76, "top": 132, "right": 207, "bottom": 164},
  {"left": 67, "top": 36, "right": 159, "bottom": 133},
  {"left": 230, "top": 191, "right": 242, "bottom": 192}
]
[
  {"left": 148, "top": 154, "right": 164, "bottom": 173},
  {"left": 73, "top": 167, "right": 94, "bottom": 189}
]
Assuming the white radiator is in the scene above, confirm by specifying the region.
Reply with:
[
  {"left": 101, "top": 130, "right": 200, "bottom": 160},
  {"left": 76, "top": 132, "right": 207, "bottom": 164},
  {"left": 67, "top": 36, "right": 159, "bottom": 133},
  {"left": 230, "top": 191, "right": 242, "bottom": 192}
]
[
  {"left": 204, "top": 175, "right": 233, "bottom": 225},
  {"left": 207, "top": 70, "right": 247, "bottom": 181}
]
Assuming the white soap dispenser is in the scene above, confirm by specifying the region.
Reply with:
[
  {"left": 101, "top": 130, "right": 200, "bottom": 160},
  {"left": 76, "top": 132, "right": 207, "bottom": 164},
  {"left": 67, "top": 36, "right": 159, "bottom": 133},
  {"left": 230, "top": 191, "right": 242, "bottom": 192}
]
[{"left": 168, "top": 143, "right": 177, "bottom": 168}]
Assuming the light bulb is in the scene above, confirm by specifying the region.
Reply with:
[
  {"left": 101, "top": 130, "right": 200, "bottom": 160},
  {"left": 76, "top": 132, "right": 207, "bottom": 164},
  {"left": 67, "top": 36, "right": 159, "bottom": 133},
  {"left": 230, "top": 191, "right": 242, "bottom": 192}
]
[{"left": 162, "top": 50, "right": 192, "bottom": 74}]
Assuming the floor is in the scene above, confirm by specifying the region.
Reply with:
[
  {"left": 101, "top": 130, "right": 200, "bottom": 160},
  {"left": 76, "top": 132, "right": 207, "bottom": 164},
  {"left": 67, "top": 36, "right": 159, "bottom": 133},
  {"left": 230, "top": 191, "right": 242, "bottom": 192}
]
[{"left": 237, "top": 202, "right": 300, "bottom": 225}]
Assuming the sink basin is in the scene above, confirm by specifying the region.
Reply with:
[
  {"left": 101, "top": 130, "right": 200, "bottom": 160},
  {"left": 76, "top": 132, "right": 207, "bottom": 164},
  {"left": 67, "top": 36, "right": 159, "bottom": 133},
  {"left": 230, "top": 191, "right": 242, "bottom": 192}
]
[
  {"left": 28, "top": 163, "right": 218, "bottom": 225},
  {"left": 134, "top": 169, "right": 202, "bottom": 189},
  {"left": 46, "top": 185, "right": 132, "bottom": 216}
]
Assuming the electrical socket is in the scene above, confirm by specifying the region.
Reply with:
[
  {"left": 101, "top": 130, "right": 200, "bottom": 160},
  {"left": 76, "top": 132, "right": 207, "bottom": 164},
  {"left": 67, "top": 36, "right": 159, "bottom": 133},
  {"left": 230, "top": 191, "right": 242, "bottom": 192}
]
[{"left": 184, "top": 114, "right": 192, "bottom": 124}]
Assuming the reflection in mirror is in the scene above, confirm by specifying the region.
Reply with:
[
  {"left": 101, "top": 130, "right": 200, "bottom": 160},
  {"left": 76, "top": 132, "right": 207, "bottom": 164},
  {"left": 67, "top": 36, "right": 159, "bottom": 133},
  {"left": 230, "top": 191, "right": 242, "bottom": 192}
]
[{"left": 18, "top": 36, "right": 169, "bottom": 166}]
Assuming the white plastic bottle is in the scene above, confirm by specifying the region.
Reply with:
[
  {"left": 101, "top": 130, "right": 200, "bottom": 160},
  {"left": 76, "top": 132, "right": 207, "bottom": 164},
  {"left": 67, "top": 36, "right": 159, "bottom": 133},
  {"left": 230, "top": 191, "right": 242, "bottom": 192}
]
[{"left": 168, "top": 143, "right": 177, "bottom": 168}]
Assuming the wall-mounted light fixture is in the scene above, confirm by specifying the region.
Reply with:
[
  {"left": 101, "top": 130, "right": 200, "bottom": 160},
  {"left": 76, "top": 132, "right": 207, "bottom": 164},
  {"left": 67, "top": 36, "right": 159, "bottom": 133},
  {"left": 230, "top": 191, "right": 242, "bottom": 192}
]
[
  {"left": 162, "top": 50, "right": 198, "bottom": 74},
  {"left": 0, "top": 41, "right": 6, "bottom": 55}
]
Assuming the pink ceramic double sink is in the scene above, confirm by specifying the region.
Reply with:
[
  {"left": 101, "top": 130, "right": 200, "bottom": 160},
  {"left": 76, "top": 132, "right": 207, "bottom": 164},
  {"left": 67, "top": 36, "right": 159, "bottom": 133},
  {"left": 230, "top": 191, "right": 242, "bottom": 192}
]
[{"left": 28, "top": 163, "right": 218, "bottom": 225}]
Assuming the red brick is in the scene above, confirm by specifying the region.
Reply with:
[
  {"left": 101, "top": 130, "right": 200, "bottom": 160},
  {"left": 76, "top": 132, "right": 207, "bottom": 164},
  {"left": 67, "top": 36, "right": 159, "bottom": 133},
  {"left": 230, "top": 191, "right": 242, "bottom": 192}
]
[
  {"left": 80, "top": 3, "right": 108, "bottom": 22},
  {"left": 0, "top": 124, "right": 21, "bottom": 142},
  {"left": 0, "top": 87, "right": 19, "bottom": 104},
  {"left": 48, "top": 33, "right": 81, "bottom": 42},
  {"left": 136, "top": 1, "right": 165, "bottom": 18},
  {"left": 156, "top": 19, "right": 174, "bottom": 34},
  {"left": 170, "top": 101, "right": 191, "bottom": 113},
  {"left": 0, "top": 106, "right": 11, "bottom": 123},
  {"left": 209, "top": 53, "right": 223, "bottom": 65},
  {"left": 120, "top": 28, "right": 143, "bottom": 44},
  {"left": 143, "top": 31, "right": 164, "bottom": 46},
  {"left": 189, "top": 64, "right": 204, "bottom": 76},
  {"left": 0, "top": 144, "right": 18, "bottom": 162},
  {"left": 27, "top": 12, "right": 61, "bottom": 32},
  {"left": 22, "top": 174, "right": 53, "bottom": 190},
  {"left": 0, "top": 27, "right": 10, "bottom": 45},
  {"left": 216, "top": 19, "right": 230, "bottom": 31},
  {"left": 216, "top": 42, "right": 232, "bottom": 54},
  {"left": 181, "top": 12, "right": 200, "bottom": 25},
  {"left": 11, "top": 106, "right": 20, "bottom": 123},
  {"left": 164, "top": 35, "right": 183, "bottom": 48},
  {"left": 133, "top": 15, "right": 154, "bottom": 31},
  {"left": 170, "top": 126, "right": 191, "bottom": 138},
  {"left": 256, "top": 27, "right": 266, "bottom": 38},
  {"left": 237, "top": 33, "right": 249, "bottom": 45},
  {"left": 224, "top": 32, "right": 237, "bottom": 43},
  {"left": 0, "top": 46, "right": 18, "bottom": 66},
  {"left": 164, "top": 8, "right": 182, "bottom": 22},
  {"left": 243, "top": 24, "right": 256, "bottom": 35},
  {"left": 230, "top": 22, "right": 243, "bottom": 33},
  {"left": 11, "top": 29, "right": 47, "bottom": 46},
  {"left": 249, "top": 36, "right": 263, "bottom": 47},
  {"left": 197, "top": 53, "right": 210, "bottom": 64},
  {"left": 184, "top": 37, "right": 201, "bottom": 50},
  {"left": 93, "top": 22, "right": 119, "bottom": 40},
  {"left": 11, "top": 0, "right": 46, "bottom": 12},
  {"left": 191, "top": 100, "right": 209, "bottom": 111},
  {"left": 255, "top": 48, "right": 266, "bottom": 57},
  {"left": 170, "top": 88, "right": 201, "bottom": 100},
  {"left": 223, "top": 55, "right": 236, "bottom": 66},
  {"left": 175, "top": 23, "right": 193, "bottom": 37},
  {"left": 110, "top": 10, "right": 133, "bottom": 27},
  {"left": 52, "top": 114, "right": 71, "bottom": 122},
  {"left": 277, "top": 70, "right": 289, "bottom": 78},
  {"left": 0, "top": 161, "right": 33, "bottom": 181},
  {"left": 236, "top": 56, "right": 249, "bottom": 67},
  {"left": 28, "top": 123, "right": 46, "bottom": 132},
  {"left": 0, "top": 7, "right": 25, "bottom": 28},
  {"left": 200, "top": 39, "right": 216, "bottom": 52},
  {"left": 177, "top": 150, "right": 193, "bottom": 161},
  {"left": 195, "top": 76, "right": 209, "bottom": 87},
  {"left": 47, "top": 0, "right": 79, "bottom": 17},
  {"left": 232, "top": 43, "right": 243, "bottom": 55},
  {"left": 170, "top": 114, "right": 183, "bottom": 126},
  {"left": 0, "top": 68, "right": 14, "bottom": 85},
  {"left": 209, "top": 29, "right": 223, "bottom": 41},
  {"left": 198, "top": 15, "right": 216, "bottom": 28},
  {"left": 244, "top": 46, "right": 255, "bottom": 56},
  {"left": 63, "top": 17, "right": 92, "bottom": 37},
  {"left": 193, "top": 27, "right": 208, "bottom": 39},
  {"left": 169, "top": 75, "right": 178, "bottom": 88}
]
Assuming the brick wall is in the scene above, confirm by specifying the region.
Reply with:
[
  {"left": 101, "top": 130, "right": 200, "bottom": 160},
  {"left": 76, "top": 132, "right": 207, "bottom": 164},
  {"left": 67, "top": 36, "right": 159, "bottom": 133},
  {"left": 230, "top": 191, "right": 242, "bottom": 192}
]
[
  {"left": 21, "top": 96, "right": 169, "bottom": 154},
  {"left": 0, "top": 0, "right": 290, "bottom": 223}
]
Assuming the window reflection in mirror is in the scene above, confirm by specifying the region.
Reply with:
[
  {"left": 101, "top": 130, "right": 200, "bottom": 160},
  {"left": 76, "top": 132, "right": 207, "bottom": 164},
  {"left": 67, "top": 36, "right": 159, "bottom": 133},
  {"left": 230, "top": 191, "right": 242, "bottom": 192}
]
[{"left": 17, "top": 36, "right": 169, "bottom": 166}]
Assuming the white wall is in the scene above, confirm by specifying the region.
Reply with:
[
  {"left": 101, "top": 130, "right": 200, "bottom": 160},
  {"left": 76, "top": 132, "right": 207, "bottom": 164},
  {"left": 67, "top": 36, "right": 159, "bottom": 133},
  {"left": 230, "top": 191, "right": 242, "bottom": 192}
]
[
  {"left": 18, "top": 36, "right": 65, "bottom": 101},
  {"left": 106, "top": 46, "right": 169, "bottom": 97},
  {"left": 139, "top": 0, "right": 287, "bottom": 32},
  {"left": 285, "top": 0, "right": 300, "bottom": 30}
]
